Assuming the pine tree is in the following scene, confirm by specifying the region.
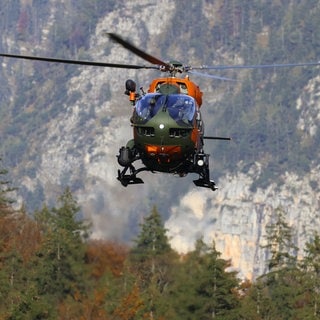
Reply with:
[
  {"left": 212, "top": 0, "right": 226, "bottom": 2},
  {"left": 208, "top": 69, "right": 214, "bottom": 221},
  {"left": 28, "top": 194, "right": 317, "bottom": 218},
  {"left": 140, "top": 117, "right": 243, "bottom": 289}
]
[
  {"left": 130, "top": 206, "right": 177, "bottom": 318},
  {"left": 262, "top": 206, "right": 298, "bottom": 272},
  {"left": 169, "top": 238, "right": 240, "bottom": 320},
  {"left": 257, "top": 206, "right": 301, "bottom": 319},
  {"left": 30, "top": 188, "right": 91, "bottom": 316},
  {"left": 0, "top": 159, "right": 16, "bottom": 217},
  {"left": 131, "top": 206, "right": 173, "bottom": 286},
  {"left": 133, "top": 206, "right": 171, "bottom": 257},
  {"left": 200, "top": 241, "right": 239, "bottom": 319},
  {"left": 299, "top": 232, "right": 320, "bottom": 318}
]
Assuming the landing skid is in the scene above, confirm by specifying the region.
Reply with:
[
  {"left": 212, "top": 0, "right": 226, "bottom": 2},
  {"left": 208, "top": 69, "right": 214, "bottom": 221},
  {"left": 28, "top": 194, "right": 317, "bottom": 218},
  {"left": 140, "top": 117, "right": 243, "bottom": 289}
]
[
  {"left": 117, "top": 165, "right": 148, "bottom": 187},
  {"left": 117, "top": 170, "right": 144, "bottom": 187},
  {"left": 117, "top": 165, "right": 217, "bottom": 190},
  {"left": 193, "top": 178, "right": 217, "bottom": 191}
]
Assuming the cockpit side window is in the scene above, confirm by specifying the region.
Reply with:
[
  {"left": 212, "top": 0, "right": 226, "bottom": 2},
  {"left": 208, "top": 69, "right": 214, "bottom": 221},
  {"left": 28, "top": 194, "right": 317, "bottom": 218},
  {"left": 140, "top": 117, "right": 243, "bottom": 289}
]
[{"left": 177, "top": 82, "right": 188, "bottom": 94}]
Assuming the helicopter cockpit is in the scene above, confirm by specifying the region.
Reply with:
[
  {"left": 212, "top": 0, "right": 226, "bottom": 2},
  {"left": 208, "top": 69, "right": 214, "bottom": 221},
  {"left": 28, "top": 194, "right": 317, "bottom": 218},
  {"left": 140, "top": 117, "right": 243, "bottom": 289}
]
[{"left": 135, "top": 93, "right": 196, "bottom": 125}]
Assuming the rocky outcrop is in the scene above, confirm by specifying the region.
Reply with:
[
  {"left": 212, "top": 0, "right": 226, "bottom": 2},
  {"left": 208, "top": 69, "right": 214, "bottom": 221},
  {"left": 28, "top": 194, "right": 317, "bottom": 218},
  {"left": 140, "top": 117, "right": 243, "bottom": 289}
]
[{"left": 166, "top": 162, "right": 320, "bottom": 280}]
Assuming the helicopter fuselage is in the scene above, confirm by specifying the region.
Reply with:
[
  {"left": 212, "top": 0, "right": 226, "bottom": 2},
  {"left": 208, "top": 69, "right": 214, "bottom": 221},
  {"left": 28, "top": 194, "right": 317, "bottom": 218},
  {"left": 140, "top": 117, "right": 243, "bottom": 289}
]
[
  {"left": 117, "top": 77, "right": 217, "bottom": 190},
  {"left": 131, "top": 92, "right": 203, "bottom": 174}
]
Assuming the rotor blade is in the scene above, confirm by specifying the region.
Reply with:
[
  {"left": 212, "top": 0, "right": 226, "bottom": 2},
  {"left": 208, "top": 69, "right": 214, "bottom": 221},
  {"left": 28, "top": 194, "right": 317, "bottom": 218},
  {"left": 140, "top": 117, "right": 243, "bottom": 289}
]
[
  {"left": 0, "top": 53, "right": 158, "bottom": 69},
  {"left": 194, "top": 61, "right": 320, "bottom": 71},
  {"left": 203, "top": 136, "right": 232, "bottom": 141},
  {"left": 188, "top": 70, "right": 236, "bottom": 81},
  {"left": 107, "top": 33, "right": 170, "bottom": 68}
]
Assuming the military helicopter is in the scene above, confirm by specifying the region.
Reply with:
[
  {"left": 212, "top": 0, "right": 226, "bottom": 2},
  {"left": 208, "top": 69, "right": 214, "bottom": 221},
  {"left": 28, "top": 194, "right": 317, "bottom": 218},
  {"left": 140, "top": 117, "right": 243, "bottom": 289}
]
[{"left": 1, "top": 33, "right": 320, "bottom": 190}]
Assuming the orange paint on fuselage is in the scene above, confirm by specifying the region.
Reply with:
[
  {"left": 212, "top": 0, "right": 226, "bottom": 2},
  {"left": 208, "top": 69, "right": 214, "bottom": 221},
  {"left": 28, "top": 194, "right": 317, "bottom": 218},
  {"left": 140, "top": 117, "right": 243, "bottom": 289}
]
[{"left": 148, "top": 76, "right": 203, "bottom": 107}]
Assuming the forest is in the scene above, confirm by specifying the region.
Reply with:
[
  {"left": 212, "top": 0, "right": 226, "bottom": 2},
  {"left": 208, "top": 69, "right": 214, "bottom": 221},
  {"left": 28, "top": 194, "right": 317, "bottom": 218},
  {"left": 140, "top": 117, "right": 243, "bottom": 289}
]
[
  {"left": 1, "top": 0, "right": 320, "bottom": 210},
  {"left": 1, "top": 163, "right": 320, "bottom": 320}
]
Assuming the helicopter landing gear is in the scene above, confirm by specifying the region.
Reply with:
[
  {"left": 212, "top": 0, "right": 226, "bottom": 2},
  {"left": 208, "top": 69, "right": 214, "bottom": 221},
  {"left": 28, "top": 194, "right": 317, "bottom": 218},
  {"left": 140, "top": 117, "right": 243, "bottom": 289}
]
[
  {"left": 117, "top": 146, "right": 145, "bottom": 186},
  {"left": 193, "top": 178, "right": 217, "bottom": 191},
  {"left": 193, "top": 152, "right": 218, "bottom": 191},
  {"left": 117, "top": 168, "right": 144, "bottom": 186}
]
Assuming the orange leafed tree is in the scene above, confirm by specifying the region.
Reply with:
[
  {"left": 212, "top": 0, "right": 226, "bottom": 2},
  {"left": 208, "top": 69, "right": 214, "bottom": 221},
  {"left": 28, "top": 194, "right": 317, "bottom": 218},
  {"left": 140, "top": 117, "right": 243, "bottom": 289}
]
[
  {"left": 0, "top": 211, "right": 41, "bottom": 265},
  {"left": 113, "top": 284, "right": 144, "bottom": 320},
  {"left": 58, "top": 287, "right": 110, "bottom": 320},
  {"left": 86, "top": 240, "right": 128, "bottom": 278}
]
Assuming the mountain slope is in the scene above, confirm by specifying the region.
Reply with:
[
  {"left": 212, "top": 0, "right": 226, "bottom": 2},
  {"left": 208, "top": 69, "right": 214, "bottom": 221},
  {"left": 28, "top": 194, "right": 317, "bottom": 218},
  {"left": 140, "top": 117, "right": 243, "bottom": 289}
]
[{"left": 0, "top": 0, "right": 320, "bottom": 278}]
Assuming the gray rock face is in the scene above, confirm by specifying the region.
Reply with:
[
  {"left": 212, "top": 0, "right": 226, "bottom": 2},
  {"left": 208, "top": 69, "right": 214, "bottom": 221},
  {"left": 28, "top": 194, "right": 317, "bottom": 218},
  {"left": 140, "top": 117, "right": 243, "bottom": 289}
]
[{"left": 166, "top": 162, "right": 320, "bottom": 279}]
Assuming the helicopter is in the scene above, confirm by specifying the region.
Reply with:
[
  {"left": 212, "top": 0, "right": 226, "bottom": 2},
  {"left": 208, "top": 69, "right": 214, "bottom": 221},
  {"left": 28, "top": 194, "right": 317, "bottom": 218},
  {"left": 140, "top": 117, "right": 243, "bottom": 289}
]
[{"left": 1, "top": 33, "right": 320, "bottom": 190}]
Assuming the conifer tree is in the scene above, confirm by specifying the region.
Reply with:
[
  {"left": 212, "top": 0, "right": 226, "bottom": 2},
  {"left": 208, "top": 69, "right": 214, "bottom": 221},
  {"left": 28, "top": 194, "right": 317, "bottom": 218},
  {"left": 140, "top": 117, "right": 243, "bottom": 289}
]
[
  {"left": 130, "top": 206, "right": 177, "bottom": 318},
  {"left": 257, "top": 206, "right": 301, "bottom": 319},
  {"left": 262, "top": 206, "right": 298, "bottom": 272},
  {"left": 200, "top": 240, "right": 239, "bottom": 319},
  {"left": 134, "top": 206, "right": 171, "bottom": 256},
  {"left": 300, "top": 232, "right": 320, "bottom": 318},
  {"left": 169, "top": 238, "right": 240, "bottom": 320},
  {"left": 0, "top": 159, "right": 16, "bottom": 217},
  {"left": 131, "top": 206, "right": 172, "bottom": 284},
  {"left": 31, "top": 188, "right": 91, "bottom": 314}
]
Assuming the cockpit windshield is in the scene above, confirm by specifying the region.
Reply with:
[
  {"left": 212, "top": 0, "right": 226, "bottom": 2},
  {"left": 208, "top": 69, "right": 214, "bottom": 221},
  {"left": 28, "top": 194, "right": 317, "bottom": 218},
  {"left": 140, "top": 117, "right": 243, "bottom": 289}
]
[
  {"left": 167, "top": 94, "right": 196, "bottom": 124},
  {"left": 135, "top": 93, "right": 196, "bottom": 124},
  {"left": 135, "top": 94, "right": 165, "bottom": 123}
]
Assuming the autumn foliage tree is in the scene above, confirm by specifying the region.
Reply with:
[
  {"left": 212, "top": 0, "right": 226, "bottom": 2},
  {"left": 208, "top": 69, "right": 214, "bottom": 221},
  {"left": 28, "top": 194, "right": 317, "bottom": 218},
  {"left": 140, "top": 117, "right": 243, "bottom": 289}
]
[
  {"left": 113, "top": 284, "right": 144, "bottom": 320},
  {"left": 0, "top": 161, "right": 43, "bottom": 318},
  {"left": 86, "top": 240, "right": 128, "bottom": 278}
]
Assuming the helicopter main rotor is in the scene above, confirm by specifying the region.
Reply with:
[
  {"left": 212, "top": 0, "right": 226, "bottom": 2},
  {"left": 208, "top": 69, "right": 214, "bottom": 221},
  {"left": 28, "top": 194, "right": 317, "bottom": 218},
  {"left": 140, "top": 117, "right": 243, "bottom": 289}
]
[
  {"left": 0, "top": 52, "right": 158, "bottom": 70},
  {"left": 0, "top": 32, "right": 319, "bottom": 77}
]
